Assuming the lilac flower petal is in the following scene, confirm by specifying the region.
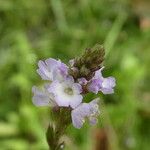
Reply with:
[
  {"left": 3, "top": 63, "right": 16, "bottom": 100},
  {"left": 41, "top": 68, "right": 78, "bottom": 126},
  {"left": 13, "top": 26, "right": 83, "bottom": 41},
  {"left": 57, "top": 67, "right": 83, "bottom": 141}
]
[
  {"left": 71, "top": 103, "right": 90, "bottom": 129},
  {"left": 94, "top": 68, "right": 103, "bottom": 79},
  {"left": 65, "top": 76, "right": 74, "bottom": 83},
  {"left": 100, "top": 77, "right": 116, "bottom": 94},
  {"left": 37, "top": 60, "right": 53, "bottom": 80},
  {"left": 71, "top": 111, "right": 84, "bottom": 129},
  {"left": 101, "top": 88, "right": 114, "bottom": 94},
  {"left": 78, "top": 103, "right": 91, "bottom": 116},
  {"left": 59, "top": 64, "right": 68, "bottom": 76},
  {"left": 32, "top": 86, "right": 49, "bottom": 106},
  {"left": 55, "top": 95, "right": 70, "bottom": 107},
  {"left": 89, "top": 117, "right": 97, "bottom": 125},
  {"left": 32, "top": 86, "right": 56, "bottom": 107},
  {"left": 89, "top": 98, "right": 99, "bottom": 106},
  {"left": 37, "top": 58, "right": 69, "bottom": 81},
  {"left": 89, "top": 98, "right": 100, "bottom": 114},
  {"left": 72, "top": 83, "right": 82, "bottom": 94},
  {"left": 87, "top": 79, "right": 102, "bottom": 94},
  {"left": 102, "top": 77, "right": 116, "bottom": 88},
  {"left": 57, "top": 60, "right": 68, "bottom": 77},
  {"left": 70, "top": 95, "right": 83, "bottom": 109},
  {"left": 87, "top": 84, "right": 99, "bottom": 94},
  {"left": 47, "top": 80, "right": 59, "bottom": 94},
  {"left": 71, "top": 98, "right": 100, "bottom": 129},
  {"left": 52, "top": 70, "right": 63, "bottom": 81},
  {"left": 37, "top": 69, "right": 49, "bottom": 80},
  {"left": 78, "top": 78, "right": 88, "bottom": 85},
  {"left": 45, "top": 58, "right": 58, "bottom": 70}
]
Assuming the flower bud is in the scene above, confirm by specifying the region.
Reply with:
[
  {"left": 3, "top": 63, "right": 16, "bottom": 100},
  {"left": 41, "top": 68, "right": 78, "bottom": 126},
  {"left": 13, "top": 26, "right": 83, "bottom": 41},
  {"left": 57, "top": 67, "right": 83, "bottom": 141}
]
[{"left": 70, "top": 44, "right": 105, "bottom": 80}]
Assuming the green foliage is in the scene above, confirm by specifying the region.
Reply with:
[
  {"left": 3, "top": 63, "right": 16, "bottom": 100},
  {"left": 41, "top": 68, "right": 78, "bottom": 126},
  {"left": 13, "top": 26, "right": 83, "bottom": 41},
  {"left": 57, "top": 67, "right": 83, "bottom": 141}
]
[{"left": 0, "top": 0, "right": 150, "bottom": 149}]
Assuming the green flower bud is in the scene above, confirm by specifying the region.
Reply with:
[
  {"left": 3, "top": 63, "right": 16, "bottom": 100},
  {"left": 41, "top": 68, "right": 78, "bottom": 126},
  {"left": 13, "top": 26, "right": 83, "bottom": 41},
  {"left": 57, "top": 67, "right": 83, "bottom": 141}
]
[{"left": 70, "top": 44, "right": 105, "bottom": 80}]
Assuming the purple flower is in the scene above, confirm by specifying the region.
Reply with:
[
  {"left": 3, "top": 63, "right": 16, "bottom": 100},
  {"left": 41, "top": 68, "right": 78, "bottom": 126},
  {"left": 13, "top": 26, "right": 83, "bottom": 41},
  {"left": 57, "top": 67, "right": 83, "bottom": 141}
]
[
  {"left": 87, "top": 68, "right": 116, "bottom": 94},
  {"left": 32, "top": 85, "right": 57, "bottom": 107},
  {"left": 77, "top": 78, "right": 88, "bottom": 85},
  {"left": 47, "top": 76, "right": 83, "bottom": 109},
  {"left": 87, "top": 79, "right": 102, "bottom": 94},
  {"left": 37, "top": 58, "right": 68, "bottom": 81},
  {"left": 71, "top": 98, "right": 100, "bottom": 129},
  {"left": 100, "top": 77, "right": 116, "bottom": 94}
]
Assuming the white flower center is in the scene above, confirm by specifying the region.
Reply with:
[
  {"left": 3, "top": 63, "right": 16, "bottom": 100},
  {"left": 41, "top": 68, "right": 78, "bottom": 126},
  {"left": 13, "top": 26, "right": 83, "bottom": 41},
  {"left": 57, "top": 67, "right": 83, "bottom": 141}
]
[{"left": 64, "top": 87, "right": 73, "bottom": 95}]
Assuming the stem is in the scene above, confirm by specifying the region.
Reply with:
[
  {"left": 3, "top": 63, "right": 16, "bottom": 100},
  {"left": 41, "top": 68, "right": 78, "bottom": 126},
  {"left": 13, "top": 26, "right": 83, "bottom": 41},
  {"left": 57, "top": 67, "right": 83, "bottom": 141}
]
[
  {"left": 46, "top": 108, "right": 71, "bottom": 150},
  {"left": 46, "top": 124, "right": 64, "bottom": 150}
]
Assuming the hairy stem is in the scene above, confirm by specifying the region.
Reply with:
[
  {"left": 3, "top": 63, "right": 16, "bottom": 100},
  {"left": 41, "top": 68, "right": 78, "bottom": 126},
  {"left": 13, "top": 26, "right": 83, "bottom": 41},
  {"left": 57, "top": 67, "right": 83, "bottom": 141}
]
[
  {"left": 46, "top": 108, "right": 71, "bottom": 150},
  {"left": 46, "top": 124, "right": 64, "bottom": 150}
]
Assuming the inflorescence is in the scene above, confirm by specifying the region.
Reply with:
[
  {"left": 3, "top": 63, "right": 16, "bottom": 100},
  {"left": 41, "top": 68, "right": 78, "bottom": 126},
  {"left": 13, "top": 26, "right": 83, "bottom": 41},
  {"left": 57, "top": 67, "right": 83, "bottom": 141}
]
[{"left": 32, "top": 44, "right": 116, "bottom": 129}]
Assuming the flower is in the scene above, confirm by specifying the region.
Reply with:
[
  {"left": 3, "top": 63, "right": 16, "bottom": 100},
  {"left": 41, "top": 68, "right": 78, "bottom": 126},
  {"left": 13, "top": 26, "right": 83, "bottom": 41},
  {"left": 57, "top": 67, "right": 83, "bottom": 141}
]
[
  {"left": 87, "top": 67, "right": 116, "bottom": 94},
  {"left": 32, "top": 44, "right": 116, "bottom": 134},
  {"left": 32, "top": 85, "right": 57, "bottom": 107},
  {"left": 87, "top": 78, "right": 102, "bottom": 94},
  {"left": 100, "top": 77, "right": 116, "bottom": 94},
  {"left": 71, "top": 98, "right": 100, "bottom": 129},
  {"left": 37, "top": 58, "right": 68, "bottom": 81},
  {"left": 47, "top": 77, "right": 83, "bottom": 109},
  {"left": 77, "top": 77, "right": 88, "bottom": 85}
]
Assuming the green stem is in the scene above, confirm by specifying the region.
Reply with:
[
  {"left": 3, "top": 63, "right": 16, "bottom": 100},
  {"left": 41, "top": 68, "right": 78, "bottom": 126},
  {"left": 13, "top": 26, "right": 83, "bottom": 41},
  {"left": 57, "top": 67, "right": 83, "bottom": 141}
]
[
  {"left": 46, "top": 124, "right": 64, "bottom": 150},
  {"left": 46, "top": 108, "right": 71, "bottom": 150}
]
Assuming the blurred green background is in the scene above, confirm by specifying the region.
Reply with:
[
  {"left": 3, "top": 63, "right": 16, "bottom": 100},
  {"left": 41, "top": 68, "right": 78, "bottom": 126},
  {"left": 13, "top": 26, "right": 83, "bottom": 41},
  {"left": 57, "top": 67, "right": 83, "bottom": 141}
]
[{"left": 0, "top": 0, "right": 150, "bottom": 149}]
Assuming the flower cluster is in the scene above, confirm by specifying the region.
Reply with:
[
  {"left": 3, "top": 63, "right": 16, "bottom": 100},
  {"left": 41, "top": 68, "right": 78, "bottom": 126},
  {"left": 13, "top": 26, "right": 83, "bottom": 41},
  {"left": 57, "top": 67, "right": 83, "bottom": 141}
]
[{"left": 32, "top": 57, "right": 116, "bottom": 129}]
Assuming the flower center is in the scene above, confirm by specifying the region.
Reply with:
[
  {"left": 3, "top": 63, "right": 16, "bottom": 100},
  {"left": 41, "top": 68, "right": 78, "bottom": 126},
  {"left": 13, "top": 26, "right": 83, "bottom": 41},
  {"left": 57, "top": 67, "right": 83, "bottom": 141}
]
[{"left": 64, "top": 87, "right": 73, "bottom": 95}]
